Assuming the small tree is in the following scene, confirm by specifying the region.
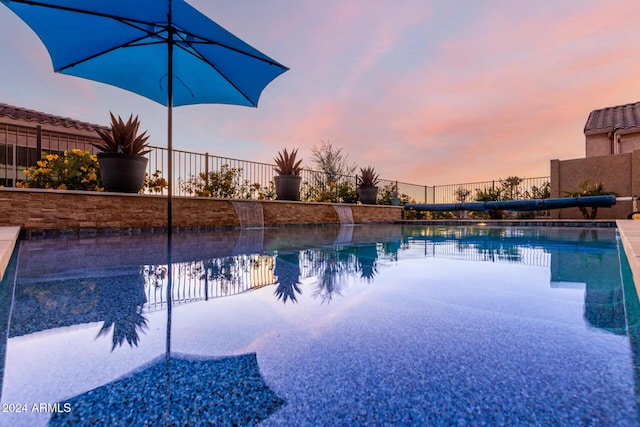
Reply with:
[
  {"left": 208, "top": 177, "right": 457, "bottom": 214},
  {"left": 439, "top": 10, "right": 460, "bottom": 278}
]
[
  {"left": 305, "top": 140, "right": 358, "bottom": 203},
  {"left": 455, "top": 187, "right": 471, "bottom": 203},
  {"left": 563, "top": 180, "right": 617, "bottom": 219},
  {"left": 310, "top": 140, "right": 356, "bottom": 184},
  {"left": 475, "top": 186, "right": 505, "bottom": 219},
  {"left": 500, "top": 176, "right": 523, "bottom": 200}
]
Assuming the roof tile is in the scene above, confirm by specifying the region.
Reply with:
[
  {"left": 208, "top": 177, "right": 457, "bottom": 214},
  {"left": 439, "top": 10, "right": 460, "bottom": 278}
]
[
  {"left": 584, "top": 101, "right": 640, "bottom": 134},
  {"left": 0, "top": 102, "right": 106, "bottom": 132}
]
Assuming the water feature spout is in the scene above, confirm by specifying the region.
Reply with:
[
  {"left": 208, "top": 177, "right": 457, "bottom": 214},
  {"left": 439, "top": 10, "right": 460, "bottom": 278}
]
[
  {"left": 333, "top": 205, "right": 354, "bottom": 225},
  {"left": 232, "top": 201, "right": 265, "bottom": 228}
]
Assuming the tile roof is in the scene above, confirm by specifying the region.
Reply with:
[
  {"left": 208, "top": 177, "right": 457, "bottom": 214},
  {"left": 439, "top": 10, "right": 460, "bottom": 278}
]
[
  {"left": 0, "top": 102, "right": 106, "bottom": 132},
  {"left": 584, "top": 101, "right": 640, "bottom": 134}
]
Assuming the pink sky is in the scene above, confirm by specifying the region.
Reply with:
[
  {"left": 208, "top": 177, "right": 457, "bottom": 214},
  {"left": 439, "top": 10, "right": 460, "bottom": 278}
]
[{"left": 2, "top": 0, "right": 640, "bottom": 185}]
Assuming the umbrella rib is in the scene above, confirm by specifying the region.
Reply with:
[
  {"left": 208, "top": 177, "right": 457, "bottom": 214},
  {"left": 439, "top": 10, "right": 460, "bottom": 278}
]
[
  {"left": 6, "top": 0, "right": 163, "bottom": 27},
  {"left": 8, "top": 0, "right": 288, "bottom": 106},
  {"left": 169, "top": 40, "right": 253, "bottom": 105},
  {"left": 56, "top": 33, "right": 163, "bottom": 72},
  {"left": 174, "top": 30, "right": 288, "bottom": 68},
  {"left": 171, "top": 32, "right": 288, "bottom": 106},
  {"left": 11, "top": 0, "right": 287, "bottom": 67}
]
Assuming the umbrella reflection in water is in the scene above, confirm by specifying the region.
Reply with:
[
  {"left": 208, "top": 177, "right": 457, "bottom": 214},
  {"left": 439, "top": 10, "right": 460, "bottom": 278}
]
[
  {"left": 49, "top": 264, "right": 284, "bottom": 426},
  {"left": 49, "top": 352, "right": 284, "bottom": 426}
]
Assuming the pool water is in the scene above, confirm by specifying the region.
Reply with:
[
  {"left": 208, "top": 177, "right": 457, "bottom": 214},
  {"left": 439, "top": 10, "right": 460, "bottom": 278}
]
[{"left": 0, "top": 225, "right": 638, "bottom": 426}]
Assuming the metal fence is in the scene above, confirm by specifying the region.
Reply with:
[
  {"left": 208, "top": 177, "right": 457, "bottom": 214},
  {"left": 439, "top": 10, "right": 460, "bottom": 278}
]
[
  {"left": 146, "top": 145, "right": 439, "bottom": 203},
  {"left": 0, "top": 123, "right": 102, "bottom": 187},
  {"left": 432, "top": 177, "right": 551, "bottom": 204},
  {"left": 146, "top": 145, "right": 363, "bottom": 201},
  {"left": 2, "top": 122, "right": 551, "bottom": 205}
]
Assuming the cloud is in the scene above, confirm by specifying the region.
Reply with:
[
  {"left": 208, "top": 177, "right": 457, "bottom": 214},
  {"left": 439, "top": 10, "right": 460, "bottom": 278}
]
[{"left": 4, "top": 0, "right": 640, "bottom": 188}]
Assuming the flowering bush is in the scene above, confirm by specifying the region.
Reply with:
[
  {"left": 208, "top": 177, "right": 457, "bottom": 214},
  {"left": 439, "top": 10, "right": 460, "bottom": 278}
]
[
  {"left": 180, "top": 164, "right": 251, "bottom": 198},
  {"left": 301, "top": 180, "right": 357, "bottom": 203},
  {"left": 143, "top": 170, "right": 168, "bottom": 194},
  {"left": 17, "top": 149, "right": 102, "bottom": 191}
]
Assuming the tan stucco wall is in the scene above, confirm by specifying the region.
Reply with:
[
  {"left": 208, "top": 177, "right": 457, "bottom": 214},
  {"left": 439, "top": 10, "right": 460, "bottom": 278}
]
[
  {"left": 585, "top": 134, "right": 611, "bottom": 157},
  {"left": 585, "top": 131, "right": 640, "bottom": 157},
  {"left": 550, "top": 151, "right": 640, "bottom": 219},
  {"left": 0, "top": 188, "right": 401, "bottom": 233},
  {"left": 619, "top": 133, "right": 640, "bottom": 154}
]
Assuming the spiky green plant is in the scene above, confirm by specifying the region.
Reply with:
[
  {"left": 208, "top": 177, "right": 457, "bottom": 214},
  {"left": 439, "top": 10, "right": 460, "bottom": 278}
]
[
  {"left": 92, "top": 112, "right": 151, "bottom": 156},
  {"left": 274, "top": 148, "right": 303, "bottom": 176},
  {"left": 357, "top": 166, "right": 379, "bottom": 187}
]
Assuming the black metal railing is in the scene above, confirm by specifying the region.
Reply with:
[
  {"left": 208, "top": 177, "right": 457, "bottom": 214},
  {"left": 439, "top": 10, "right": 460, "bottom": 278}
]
[{"left": 2, "top": 122, "right": 551, "bottom": 206}]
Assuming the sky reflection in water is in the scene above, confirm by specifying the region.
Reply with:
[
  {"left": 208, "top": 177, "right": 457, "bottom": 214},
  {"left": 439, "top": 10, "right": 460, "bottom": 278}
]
[{"left": 1, "top": 225, "right": 638, "bottom": 426}]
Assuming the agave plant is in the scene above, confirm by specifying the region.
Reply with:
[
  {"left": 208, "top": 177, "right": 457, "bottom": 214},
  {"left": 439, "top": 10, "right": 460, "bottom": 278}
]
[
  {"left": 274, "top": 148, "right": 302, "bottom": 176},
  {"left": 92, "top": 112, "right": 151, "bottom": 156},
  {"left": 357, "top": 166, "right": 379, "bottom": 188}
]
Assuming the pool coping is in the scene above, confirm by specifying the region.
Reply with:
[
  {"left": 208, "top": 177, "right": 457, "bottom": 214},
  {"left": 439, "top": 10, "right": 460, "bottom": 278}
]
[
  {"left": 616, "top": 220, "right": 640, "bottom": 290},
  {"left": 2, "top": 221, "right": 640, "bottom": 287},
  {"left": 0, "top": 226, "right": 20, "bottom": 281}
]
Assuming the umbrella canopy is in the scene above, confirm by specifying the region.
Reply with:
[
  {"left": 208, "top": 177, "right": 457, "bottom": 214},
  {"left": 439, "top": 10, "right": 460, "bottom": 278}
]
[
  {"left": 1, "top": 0, "right": 288, "bottom": 107},
  {"left": 1, "top": 0, "right": 288, "bottom": 232},
  {"left": 49, "top": 352, "right": 285, "bottom": 426}
]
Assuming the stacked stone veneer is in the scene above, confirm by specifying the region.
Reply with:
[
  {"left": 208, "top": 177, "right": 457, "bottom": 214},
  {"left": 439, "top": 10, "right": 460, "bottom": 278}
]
[{"left": 0, "top": 188, "right": 401, "bottom": 233}]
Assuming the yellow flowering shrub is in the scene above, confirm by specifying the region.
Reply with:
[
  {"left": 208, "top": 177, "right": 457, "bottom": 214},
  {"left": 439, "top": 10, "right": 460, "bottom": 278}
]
[
  {"left": 17, "top": 149, "right": 102, "bottom": 191},
  {"left": 142, "top": 170, "right": 168, "bottom": 194}
]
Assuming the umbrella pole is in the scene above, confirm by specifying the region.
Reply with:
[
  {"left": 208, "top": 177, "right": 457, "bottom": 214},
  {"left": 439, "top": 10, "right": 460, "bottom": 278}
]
[
  {"left": 164, "top": 5, "right": 174, "bottom": 423},
  {"left": 166, "top": 1, "right": 174, "bottom": 359}
]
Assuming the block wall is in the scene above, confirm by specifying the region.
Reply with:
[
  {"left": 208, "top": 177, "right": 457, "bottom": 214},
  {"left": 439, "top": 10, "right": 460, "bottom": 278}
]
[{"left": 550, "top": 151, "right": 640, "bottom": 219}]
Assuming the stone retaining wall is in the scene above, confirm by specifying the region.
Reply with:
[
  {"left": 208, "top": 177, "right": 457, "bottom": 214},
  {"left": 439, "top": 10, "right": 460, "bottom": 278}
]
[{"left": 0, "top": 188, "right": 401, "bottom": 234}]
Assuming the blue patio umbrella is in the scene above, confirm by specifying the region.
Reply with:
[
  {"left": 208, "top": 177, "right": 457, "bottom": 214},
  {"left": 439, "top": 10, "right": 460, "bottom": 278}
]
[
  {"left": 1, "top": 4, "right": 288, "bottom": 422},
  {"left": 1, "top": 0, "right": 288, "bottom": 229}
]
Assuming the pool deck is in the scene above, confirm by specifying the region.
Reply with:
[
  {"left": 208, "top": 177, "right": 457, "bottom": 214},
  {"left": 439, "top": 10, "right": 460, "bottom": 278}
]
[{"left": 2, "top": 221, "right": 640, "bottom": 286}]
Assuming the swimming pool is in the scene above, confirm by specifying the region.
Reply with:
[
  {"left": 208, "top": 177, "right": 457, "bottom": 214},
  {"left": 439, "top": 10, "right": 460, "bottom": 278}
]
[{"left": 0, "top": 224, "right": 638, "bottom": 426}]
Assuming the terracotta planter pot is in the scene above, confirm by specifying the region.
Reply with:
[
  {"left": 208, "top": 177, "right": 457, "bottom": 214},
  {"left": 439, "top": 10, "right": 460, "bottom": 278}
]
[
  {"left": 98, "top": 152, "right": 148, "bottom": 193},
  {"left": 358, "top": 186, "right": 378, "bottom": 205},
  {"left": 274, "top": 175, "right": 302, "bottom": 201}
]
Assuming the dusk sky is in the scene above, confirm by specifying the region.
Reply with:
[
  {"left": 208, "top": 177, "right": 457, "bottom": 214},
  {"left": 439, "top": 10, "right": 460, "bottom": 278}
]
[{"left": 2, "top": 0, "right": 640, "bottom": 185}]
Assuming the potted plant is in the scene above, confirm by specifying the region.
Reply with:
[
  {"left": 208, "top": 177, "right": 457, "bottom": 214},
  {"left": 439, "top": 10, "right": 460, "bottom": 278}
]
[
  {"left": 357, "top": 166, "right": 379, "bottom": 204},
  {"left": 390, "top": 181, "right": 401, "bottom": 206},
  {"left": 91, "top": 112, "right": 151, "bottom": 193},
  {"left": 273, "top": 148, "right": 302, "bottom": 201}
]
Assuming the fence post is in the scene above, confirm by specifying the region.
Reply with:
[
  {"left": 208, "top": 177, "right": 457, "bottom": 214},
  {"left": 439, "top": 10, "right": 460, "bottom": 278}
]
[
  {"left": 205, "top": 152, "right": 209, "bottom": 187},
  {"left": 36, "top": 125, "right": 42, "bottom": 162}
]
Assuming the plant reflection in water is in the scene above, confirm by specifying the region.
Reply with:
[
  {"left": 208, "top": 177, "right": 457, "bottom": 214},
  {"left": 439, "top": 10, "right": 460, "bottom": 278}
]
[
  {"left": 95, "top": 268, "right": 149, "bottom": 351},
  {"left": 274, "top": 252, "right": 302, "bottom": 303}
]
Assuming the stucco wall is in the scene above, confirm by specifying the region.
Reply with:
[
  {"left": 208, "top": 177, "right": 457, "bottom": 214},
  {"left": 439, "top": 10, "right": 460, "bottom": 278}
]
[
  {"left": 0, "top": 188, "right": 401, "bottom": 234},
  {"left": 585, "top": 132, "right": 640, "bottom": 157},
  {"left": 550, "top": 151, "right": 640, "bottom": 219},
  {"left": 585, "top": 134, "right": 611, "bottom": 157}
]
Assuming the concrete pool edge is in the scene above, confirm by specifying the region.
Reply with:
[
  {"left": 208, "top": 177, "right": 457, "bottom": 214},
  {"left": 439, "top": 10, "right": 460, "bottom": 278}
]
[
  {"left": 616, "top": 220, "right": 640, "bottom": 294},
  {"left": 0, "top": 226, "right": 19, "bottom": 281}
]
